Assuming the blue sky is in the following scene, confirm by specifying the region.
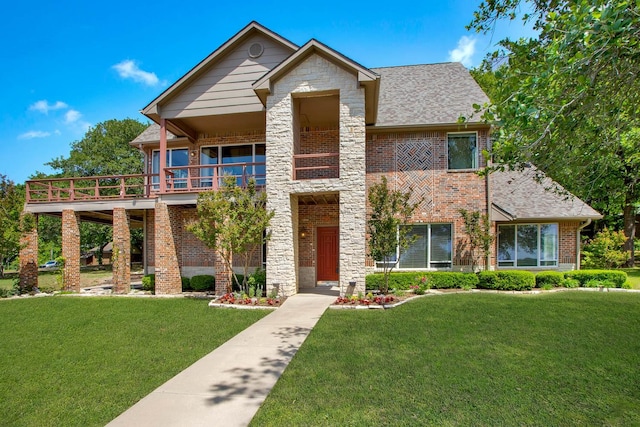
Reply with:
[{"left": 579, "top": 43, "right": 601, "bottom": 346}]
[{"left": 1, "top": 0, "right": 534, "bottom": 184}]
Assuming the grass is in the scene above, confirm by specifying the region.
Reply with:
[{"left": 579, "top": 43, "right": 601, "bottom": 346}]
[
  {"left": 0, "top": 267, "right": 120, "bottom": 291},
  {"left": 0, "top": 297, "right": 268, "bottom": 426},
  {"left": 621, "top": 267, "right": 640, "bottom": 289},
  {"left": 252, "top": 292, "right": 640, "bottom": 426}
]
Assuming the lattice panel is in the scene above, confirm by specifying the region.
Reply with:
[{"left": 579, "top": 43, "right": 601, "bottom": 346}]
[{"left": 395, "top": 139, "right": 434, "bottom": 212}]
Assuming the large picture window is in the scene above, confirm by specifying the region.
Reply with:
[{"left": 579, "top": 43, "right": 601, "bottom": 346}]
[
  {"left": 447, "top": 133, "right": 478, "bottom": 170},
  {"left": 152, "top": 148, "right": 188, "bottom": 189},
  {"left": 497, "top": 223, "right": 558, "bottom": 267},
  {"left": 376, "top": 224, "right": 453, "bottom": 270}
]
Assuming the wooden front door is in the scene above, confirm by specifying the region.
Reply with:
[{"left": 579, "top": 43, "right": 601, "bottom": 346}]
[{"left": 317, "top": 226, "right": 339, "bottom": 281}]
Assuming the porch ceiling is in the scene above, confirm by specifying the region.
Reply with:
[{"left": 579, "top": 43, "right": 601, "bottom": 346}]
[{"left": 298, "top": 193, "right": 339, "bottom": 205}]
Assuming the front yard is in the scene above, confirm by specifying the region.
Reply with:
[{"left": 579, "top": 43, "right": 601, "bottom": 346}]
[
  {"left": 0, "top": 298, "right": 267, "bottom": 426},
  {"left": 252, "top": 292, "right": 640, "bottom": 426}
]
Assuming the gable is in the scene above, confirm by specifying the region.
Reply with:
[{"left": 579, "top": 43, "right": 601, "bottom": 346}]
[{"left": 160, "top": 33, "right": 294, "bottom": 119}]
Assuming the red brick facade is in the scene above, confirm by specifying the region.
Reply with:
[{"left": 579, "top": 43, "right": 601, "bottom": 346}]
[
  {"left": 154, "top": 203, "right": 182, "bottom": 294},
  {"left": 112, "top": 207, "right": 131, "bottom": 293},
  {"left": 62, "top": 210, "right": 81, "bottom": 291}
]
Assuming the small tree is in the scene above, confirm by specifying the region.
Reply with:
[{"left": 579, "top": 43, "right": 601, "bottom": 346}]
[
  {"left": 582, "top": 228, "right": 628, "bottom": 269},
  {"left": 367, "top": 176, "right": 420, "bottom": 294},
  {"left": 459, "top": 209, "right": 494, "bottom": 271},
  {"left": 0, "top": 175, "right": 24, "bottom": 278},
  {"left": 187, "top": 177, "right": 274, "bottom": 293}
]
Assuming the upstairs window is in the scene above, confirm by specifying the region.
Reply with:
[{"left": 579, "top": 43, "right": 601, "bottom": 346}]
[{"left": 448, "top": 133, "right": 478, "bottom": 170}]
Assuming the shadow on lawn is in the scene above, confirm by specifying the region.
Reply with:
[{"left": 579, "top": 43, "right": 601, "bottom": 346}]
[{"left": 205, "top": 325, "right": 311, "bottom": 405}]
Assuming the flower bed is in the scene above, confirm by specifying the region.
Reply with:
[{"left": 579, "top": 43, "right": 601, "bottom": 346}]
[
  {"left": 209, "top": 292, "right": 285, "bottom": 309},
  {"left": 332, "top": 292, "right": 419, "bottom": 309}
]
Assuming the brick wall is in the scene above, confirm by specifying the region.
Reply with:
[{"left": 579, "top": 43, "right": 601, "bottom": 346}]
[
  {"left": 112, "top": 207, "right": 131, "bottom": 293},
  {"left": 365, "top": 130, "right": 490, "bottom": 270},
  {"left": 559, "top": 221, "right": 579, "bottom": 265},
  {"left": 154, "top": 203, "right": 182, "bottom": 294},
  {"left": 62, "top": 210, "right": 81, "bottom": 291},
  {"left": 296, "top": 128, "right": 340, "bottom": 180}
]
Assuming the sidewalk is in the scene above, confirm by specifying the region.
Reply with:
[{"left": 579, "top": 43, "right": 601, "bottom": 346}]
[{"left": 107, "top": 288, "right": 337, "bottom": 427}]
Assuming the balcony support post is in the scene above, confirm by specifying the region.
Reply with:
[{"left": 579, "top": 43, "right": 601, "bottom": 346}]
[{"left": 159, "top": 118, "right": 167, "bottom": 193}]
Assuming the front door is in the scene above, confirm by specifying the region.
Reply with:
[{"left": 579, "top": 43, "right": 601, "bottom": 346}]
[{"left": 317, "top": 226, "right": 339, "bottom": 281}]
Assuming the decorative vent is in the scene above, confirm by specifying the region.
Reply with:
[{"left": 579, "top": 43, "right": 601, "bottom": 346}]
[{"left": 248, "top": 42, "right": 264, "bottom": 58}]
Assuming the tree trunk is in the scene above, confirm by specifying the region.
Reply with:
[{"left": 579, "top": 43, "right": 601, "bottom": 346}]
[{"left": 623, "top": 203, "right": 636, "bottom": 267}]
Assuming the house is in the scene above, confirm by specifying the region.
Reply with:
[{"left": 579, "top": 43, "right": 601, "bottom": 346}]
[{"left": 19, "top": 22, "right": 601, "bottom": 296}]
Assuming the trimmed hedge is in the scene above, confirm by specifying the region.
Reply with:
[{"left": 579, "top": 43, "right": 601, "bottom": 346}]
[
  {"left": 477, "top": 271, "right": 535, "bottom": 291},
  {"left": 564, "top": 270, "right": 627, "bottom": 288},
  {"left": 365, "top": 272, "right": 479, "bottom": 290},
  {"left": 535, "top": 271, "right": 564, "bottom": 288},
  {"left": 181, "top": 277, "right": 191, "bottom": 291},
  {"left": 190, "top": 275, "right": 215, "bottom": 291}
]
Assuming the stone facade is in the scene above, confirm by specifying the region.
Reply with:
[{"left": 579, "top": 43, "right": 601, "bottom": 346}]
[
  {"left": 61, "top": 210, "right": 81, "bottom": 292},
  {"left": 266, "top": 53, "right": 367, "bottom": 296},
  {"left": 112, "top": 207, "right": 131, "bottom": 293}
]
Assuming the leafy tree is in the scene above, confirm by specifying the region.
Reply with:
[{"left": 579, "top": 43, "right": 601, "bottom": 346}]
[
  {"left": 582, "top": 227, "right": 628, "bottom": 269},
  {"left": 367, "top": 176, "right": 420, "bottom": 294},
  {"left": 187, "top": 177, "right": 274, "bottom": 294},
  {"left": 35, "top": 118, "right": 147, "bottom": 264},
  {"left": 468, "top": 0, "right": 640, "bottom": 266},
  {"left": 0, "top": 175, "right": 25, "bottom": 278},
  {"left": 459, "top": 209, "right": 494, "bottom": 271}
]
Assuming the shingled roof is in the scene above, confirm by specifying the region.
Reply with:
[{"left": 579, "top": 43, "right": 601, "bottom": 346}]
[
  {"left": 491, "top": 167, "right": 601, "bottom": 221},
  {"left": 371, "top": 62, "right": 489, "bottom": 127},
  {"left": 129, "top": 124, "right": 181, "bottom": 145}
]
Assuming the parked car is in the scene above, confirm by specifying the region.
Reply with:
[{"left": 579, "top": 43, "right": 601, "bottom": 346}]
[{"left": 39, "top": 261, "right": 59, "bottom": 269}]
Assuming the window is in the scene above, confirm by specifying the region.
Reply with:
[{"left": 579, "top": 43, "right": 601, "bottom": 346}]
[
  {"left": 200, "top": 144, "right": 266, "bottom": 186},
  {"left": 376, "top": 224, "right": 453, "bottom": 270},
  {"left": 497, "top": 223, "right": 558, "bottom": 267},
  {"left": 152, "top": 148, "right": 188, "bottom": 189},
  {"left": 447, "top": 133, "right": 477, "bottom": 170}
]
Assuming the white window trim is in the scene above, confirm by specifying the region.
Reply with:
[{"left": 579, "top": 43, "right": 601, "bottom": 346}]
[
  {"left": 446, "top": 131, "right": 479, "bottom": 171},
  {"left": 374, "top": 223, "right": 453, "bottom": 271},
  {"left": 497, "top": 223, "right": 559, "bottom": 269}
]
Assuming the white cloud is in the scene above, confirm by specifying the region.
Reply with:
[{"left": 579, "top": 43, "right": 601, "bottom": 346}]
[
  {"left": 18, "top": 130, "right": 51, "bottom": 139},
  {"left": 64, "top": 109, "right": 82, "bottom": 124},
  {"left": 448, "top": 36, "right": 477, "bottom": 67},
  {"left": 29, "top": 100, "right": 68, "bottom": 114},
  {"left": 112, "top": 60, "right": 164, "bottom": 86}
]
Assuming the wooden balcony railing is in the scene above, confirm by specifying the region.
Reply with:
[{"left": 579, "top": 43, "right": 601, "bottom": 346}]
[
  {"left": 25, "top": 162, "right": 266, "bottom": 203},
  {"left": 293, "top": 153, "right": 339, "bottom": 180}
]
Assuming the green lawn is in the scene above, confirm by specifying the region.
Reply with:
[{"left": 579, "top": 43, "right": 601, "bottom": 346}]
[
  {"left": 252, "top": 292, "right": 640, "bottom": 426},
  {"left": 0, "top": 268, "right": 119, "bottom": 291},
  {"left": 622, "top": 267, "right": 640, "bottom": 289},
  {"left": 0, "top": 297, "right": 268, "bottom": 426}
]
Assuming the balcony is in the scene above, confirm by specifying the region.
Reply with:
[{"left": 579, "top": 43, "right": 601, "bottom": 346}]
[
  {"left": 293, "top": 153, "right": 339, "bottom": 180},
  {"left": 25, "top": 162, "right": 265, "bottom": 203}
]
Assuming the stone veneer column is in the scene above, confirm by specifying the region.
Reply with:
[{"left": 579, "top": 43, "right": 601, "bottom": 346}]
[
  {"left": 112, "top": 207, "right": 131, "bottom": 294},
  {"left": 154, "top": 202, "right": 181, "bottom": 294},
  {"left": 19, "top": 212, "right": 38, "bottom": 292},
  {"left": 61, "top": 209, "right": 81, "bottom": 292}
]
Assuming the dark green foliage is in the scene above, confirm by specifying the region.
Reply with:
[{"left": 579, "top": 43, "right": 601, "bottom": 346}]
[
  {"left": 181, "top": 277, "right": 191, "bottom": 291},
  {"left": 565, "top": 270, "right": 627, "bottom": 288},
  {"left": 535, "top": 271, "right": 565, "bottom": 288},
  {"left": 477, "top": 270, "right": 536, "bottom": 291},
  {"left": 365, "top": 272, "right": 478, "bottom": 291},
  {"left": 247, "top": 268, "right": 266, "bottom": 294},
  {"left": 231, "top": 275, "right": 245, "bottom": 292},
  {"left": 190, "top": 275, "right": 215, "bottom": 291},
  {"left": 142, "top": 274, "right": 155, "bottom": 292}
]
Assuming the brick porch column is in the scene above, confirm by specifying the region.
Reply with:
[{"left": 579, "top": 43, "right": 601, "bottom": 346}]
[
  {"left": 19, "top": 212, "right": 38, "bottom": 292},
  {"left": 62, "top": 209, "right": 81, "bottom": 291},
  {"left": 154, "top": 202, "right": 181, "bottom": 294},
  {"left": 112, "top": 207, "right": 131, "bottom": 294},
  {"left": 214, "top": 249, "right": 231, "bottom": 294}
]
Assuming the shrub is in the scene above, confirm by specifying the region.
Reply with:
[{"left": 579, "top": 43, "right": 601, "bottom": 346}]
[
  {"left": 190, "top": 275, "right": 215, "bottom": 291},
  {"left": 477, "top": 271, "right": 535, "bottom": 291},
  {"left": 535, "top": 271, "right": 564, "bottom": 288},
  {"left": 561, "top": 278, "right": 580, "bottom": 288},
  {"left": 564, "top": 270, "right": 627, "bottom": 288},
  {"left": 247, "top": 268, "right": 266, "bottom": 294},
  {"left": 142, "top": 274, "right": 155, "bottom": 292},
  {"left": 582, "top": 228, "right": 628, "bottom": 268},
  {"left": 366, "top": 272, "right": 478, "bottom": 291},
  {"left": 622, "top": 282, "right": 633, "bottom": 289},
  {"left": 181, "top": 277, "right": 192, "bottom": 291}
]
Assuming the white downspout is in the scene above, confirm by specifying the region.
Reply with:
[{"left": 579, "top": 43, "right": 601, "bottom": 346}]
[{"left": 576, "top": 218, "right": 592, "bottom": 270}]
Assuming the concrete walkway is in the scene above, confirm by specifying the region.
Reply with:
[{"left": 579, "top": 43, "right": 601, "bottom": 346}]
[{"left": 107, "top": 288, "right": 337, "bottom": 427}]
